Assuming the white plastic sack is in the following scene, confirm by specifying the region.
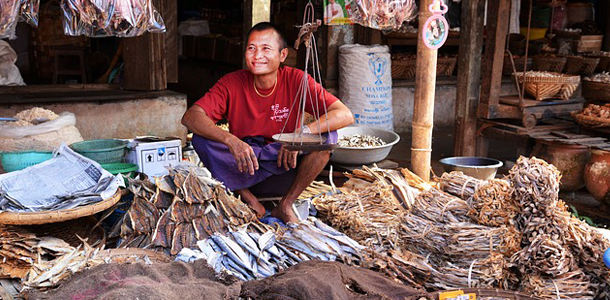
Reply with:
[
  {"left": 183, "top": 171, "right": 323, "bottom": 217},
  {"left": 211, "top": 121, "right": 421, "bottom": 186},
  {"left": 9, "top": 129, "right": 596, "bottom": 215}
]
[
  {"left": 0, "top": 112, "right": 77, "bottom": 139},
  {"left": 0, "top": 41, "right": 24, "bottom": 86},
  {"left": 339, "top": 44, "right": 393, "bottom": 131}
]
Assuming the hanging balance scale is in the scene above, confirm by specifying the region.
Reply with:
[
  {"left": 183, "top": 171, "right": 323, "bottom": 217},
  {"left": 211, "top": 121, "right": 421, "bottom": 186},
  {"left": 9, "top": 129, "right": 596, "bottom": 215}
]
[{"left": 271, "top": 2, "right": 336, "bottom": 152}]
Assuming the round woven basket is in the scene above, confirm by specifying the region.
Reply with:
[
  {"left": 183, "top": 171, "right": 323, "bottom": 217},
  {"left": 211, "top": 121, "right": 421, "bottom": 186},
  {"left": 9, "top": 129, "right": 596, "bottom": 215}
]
[
  {"left": 430, "top": 288, "right": 541, "bottom": 300},
  {"left": 533, "top": 56, "right": 567, "bottom": 72},
  {"left": 514, "top": 72, "right": 581, "bottom": 101},
  {"left": 564, "top": 56, "right": 600, "bottom": 76},
  {"left": 571, "top": 111, "right": 610, "bottom": 128},
  {"left": 0, "top": 190, "right": 121, "bottom": 225},
  {"left": 24, "top": 216, "right": 106, "bottom": 247},
  {"left": 96, "top": 248, "right": 171, "bottom": 264},
  {"left": 582, "top": 80, "right": 610, "bottom": 102}
]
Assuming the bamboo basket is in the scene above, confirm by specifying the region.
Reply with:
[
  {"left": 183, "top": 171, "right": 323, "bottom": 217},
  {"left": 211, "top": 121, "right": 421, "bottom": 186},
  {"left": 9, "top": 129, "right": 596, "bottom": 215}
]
[
  {"left": 582, "top": 80, "right": 610, "bottom": 102},
  {"left": 532, "top": 56, "right": 567, "bottom": 72},
  {"left": 503, "top": 56, "right": 532, "bottom": 76},
  {"left": 391, "top": 59, "right": 416, "bottom": 80},
  {"left": 24, "top": 216, "right": 105, "bottom": 247},
  {"left": 564, "top": 56, "right": 600, "bottom": 76},
  {"left": 571, "top": 111, "right": 610, "bottom": 128},
  {"left": 514, "top": 72, "right": 581, "bottom": 101},
  {"left": 431, "top": 288, "right": 541, "bottom": 300},
  {"left": 437, "top": 56, "right": 457, "bottom": 76},
  {"left": 97, "top": 248, "right": 172, "bottom": 264},
  {"left": 0, "top": 190, "right": 121, "bottom": 225}
]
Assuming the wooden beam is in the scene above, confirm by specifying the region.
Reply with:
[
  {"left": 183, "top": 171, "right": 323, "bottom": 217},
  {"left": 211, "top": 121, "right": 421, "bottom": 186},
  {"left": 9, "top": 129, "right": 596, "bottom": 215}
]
[
  {"left": 411, "top": 0, "right": 436, "bottom": 181},
  {"left": 243, "top": 0, "right": 271, "bottom": 68},
  {"left": 160, "top": 0, "right": 178, "bottom": 83},
  {"left": 453, "top": 0, "right": 485, "bottom": 156},
  {"left": 123, "top": 32, "right": 167, "bottom": 91},
  {"left": 478, "top": 0, "right": 511, "bottom": 118}
]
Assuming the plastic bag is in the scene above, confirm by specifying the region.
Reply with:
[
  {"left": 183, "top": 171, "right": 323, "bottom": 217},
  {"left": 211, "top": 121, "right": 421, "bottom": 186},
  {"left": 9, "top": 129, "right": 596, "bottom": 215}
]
[
  {"left": 61, "top": 0, "right": 165, "bottom": 37},
  {"left": 0, "top": 41, "right": 25, "bottom": 86},
  {"left": 346, "top": 0, "right": 417, "bottom": 31},
  {"left": 0, "top": 112, "right": 77, "bottom": 139},
  {"left": 20, "top": 0, "right": 40, "bottom": 27},
  {"left": 0, "top": 0, "right": 21, "bottom": 40}
]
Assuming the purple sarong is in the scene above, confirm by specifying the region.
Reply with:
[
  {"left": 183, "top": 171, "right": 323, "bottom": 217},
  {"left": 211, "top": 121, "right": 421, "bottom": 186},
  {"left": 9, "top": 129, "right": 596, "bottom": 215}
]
[{"left": 192, "top": 132, "right": 337, "bottom": 192}]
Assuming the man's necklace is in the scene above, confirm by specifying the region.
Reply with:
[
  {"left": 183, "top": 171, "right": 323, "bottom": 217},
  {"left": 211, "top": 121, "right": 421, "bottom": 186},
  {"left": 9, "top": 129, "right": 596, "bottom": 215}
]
[{"left": 253, "top": 76, "right": 278, "bottom": 98}]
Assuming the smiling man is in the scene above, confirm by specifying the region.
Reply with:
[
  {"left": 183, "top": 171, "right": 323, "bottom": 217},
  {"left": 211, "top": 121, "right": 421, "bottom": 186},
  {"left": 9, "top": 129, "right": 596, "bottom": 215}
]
[{"left": 181, "top": 22, "right": 353, "bottom": 224}]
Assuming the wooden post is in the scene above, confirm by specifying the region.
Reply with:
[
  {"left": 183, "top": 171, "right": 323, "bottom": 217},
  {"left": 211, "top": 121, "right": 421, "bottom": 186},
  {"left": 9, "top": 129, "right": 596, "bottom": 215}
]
[
  {"left": 453, "top": 0, "right": 485, "bottom": 156},
  {"left": 478, "top": 0, "right": 510, "bottom": 118},
  {"left": 411, "top": 0, "right": 436, "bottom": 181},
  {"left": 123, "top": 33, "right": 167, "bottom": 91},
  {"left": 160, "top": 0, "right": 178, "bottom": 83}
]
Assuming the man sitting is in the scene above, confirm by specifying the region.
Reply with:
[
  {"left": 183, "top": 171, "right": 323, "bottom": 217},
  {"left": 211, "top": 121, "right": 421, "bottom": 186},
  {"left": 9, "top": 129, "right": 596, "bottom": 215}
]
[{"left": 181, "top": 22, "right": 353, "bottom": 224}]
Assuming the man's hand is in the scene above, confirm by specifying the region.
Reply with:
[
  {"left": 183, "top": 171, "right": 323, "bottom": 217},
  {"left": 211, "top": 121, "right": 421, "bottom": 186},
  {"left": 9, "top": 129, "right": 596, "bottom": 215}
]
[
  {"left": 226, "top": 137, "right": 259, "bottom": 175},
  {"left": 277, "top": 145, "right": 298, "bottom": 171}
]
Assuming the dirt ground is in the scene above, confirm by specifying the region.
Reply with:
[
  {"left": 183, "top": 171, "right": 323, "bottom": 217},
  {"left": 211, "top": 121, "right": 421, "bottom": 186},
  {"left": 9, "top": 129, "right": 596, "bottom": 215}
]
[{"left": 27, "top": 260, "right": 430, "bottom": 300}]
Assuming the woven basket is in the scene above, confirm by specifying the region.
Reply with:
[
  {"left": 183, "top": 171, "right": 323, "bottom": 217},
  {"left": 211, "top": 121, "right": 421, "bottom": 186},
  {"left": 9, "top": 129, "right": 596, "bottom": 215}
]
[
  {"left": 0, "top": 190, "right": 121, "bottom": 225},
  {"left": 582, "top": 80, "right": 610, "bottom": 102},
  {"left": 514, "top": 72, "right": 581, "bottom": 101},
  {"left": 96, "top": 248, "right": 171, "bottom": 263},
  {"left": 24, "top": 216, "right": 105, "bottom": 247},
  {"left": 503, "top": 56, "right": 532, "bottom": 76},
  {"left": 571, "top": 111, "right": 610, "bottom": 128},
  {"left": 533, "top": 56, "right": 567, "bottom": 72},
  {"left": 431, "top": 288, "right": 541, "bottom": 300},
  {"left": 564, "top": 56, "right": 600, "bottom": 75},
  {"left": 437, "top": 56, "right": 457, "bottom": 76},
  {"left": 391, "top": 59, "right": 416, "bottom": 80}
]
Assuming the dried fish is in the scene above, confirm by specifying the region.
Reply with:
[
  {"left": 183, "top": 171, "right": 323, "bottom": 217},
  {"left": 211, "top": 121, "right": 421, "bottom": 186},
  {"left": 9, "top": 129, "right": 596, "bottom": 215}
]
[{"left": 337, "top": 134, "right": 386, "bottom": 148}]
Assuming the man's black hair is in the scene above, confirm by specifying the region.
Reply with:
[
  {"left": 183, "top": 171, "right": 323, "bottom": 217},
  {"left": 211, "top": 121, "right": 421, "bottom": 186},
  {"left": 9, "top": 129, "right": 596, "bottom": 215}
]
[{"left": 246, "top": 22, "right": 288, "bottom": 50}]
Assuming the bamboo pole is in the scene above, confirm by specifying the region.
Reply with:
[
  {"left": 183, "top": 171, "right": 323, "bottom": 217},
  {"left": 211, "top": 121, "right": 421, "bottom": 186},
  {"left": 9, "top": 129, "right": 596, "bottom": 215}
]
[{"left": 411, "top": 0, "right": 437, "bottom": 181}]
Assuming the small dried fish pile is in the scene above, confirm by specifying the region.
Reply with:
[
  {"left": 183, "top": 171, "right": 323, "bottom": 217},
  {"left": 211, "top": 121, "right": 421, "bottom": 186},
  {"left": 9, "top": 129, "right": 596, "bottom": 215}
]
[
  {"left": 111, "top": 165, "right": 256, "bottom": 255},
  {"left": 507, "top": 156, "right": 610, "bottom": 298},
  {"left": 410, "top": 188, "right": 470, "bottom": 224},
  {"left": 426, "top": 253, "right": 511, "bottom": 291},
  {"left": 23, "top": 242, "right": 99, "bottom": 289},
  {"left": 177, "top": 218, "right": 365, "bottom": 281},
  {"left": 337, "top": 134, "right": 386, "bottom": 148},
  {"left": 0, "top": 226, "right": 44, "bottom": 279},
  {"left": 312, "top": 181, "right": 404, "bottom": 251},
  {"left": 438, "top": 172, "right": 519, "bottom": 227},
  {"left": 444, "top": 223, "right": 521, "bottom": 259}
]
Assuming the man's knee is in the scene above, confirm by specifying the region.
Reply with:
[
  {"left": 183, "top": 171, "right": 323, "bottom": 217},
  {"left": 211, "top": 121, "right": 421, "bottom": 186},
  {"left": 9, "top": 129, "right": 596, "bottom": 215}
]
[{"left": 304, "top": 150, "right": 331, "bottom": 162}]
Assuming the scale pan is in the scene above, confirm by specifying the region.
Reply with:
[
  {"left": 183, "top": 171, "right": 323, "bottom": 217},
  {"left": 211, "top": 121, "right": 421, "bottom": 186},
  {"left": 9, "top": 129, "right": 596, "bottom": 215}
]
[{"left": 272, "top": 133, "right": 327, "bottom": 145}]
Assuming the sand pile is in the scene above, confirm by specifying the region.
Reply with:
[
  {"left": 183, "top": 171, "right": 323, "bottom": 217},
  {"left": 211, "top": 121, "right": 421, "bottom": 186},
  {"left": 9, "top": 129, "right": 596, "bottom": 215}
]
[{"left": 28, "top": 260, "right": 430, "bottom": 300}]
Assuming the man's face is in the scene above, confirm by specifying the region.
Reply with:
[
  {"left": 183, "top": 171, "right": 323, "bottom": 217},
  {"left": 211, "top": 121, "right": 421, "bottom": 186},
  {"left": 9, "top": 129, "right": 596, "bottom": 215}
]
[{"left": 245, "top": 29, "right": 287, "bottom": 76}]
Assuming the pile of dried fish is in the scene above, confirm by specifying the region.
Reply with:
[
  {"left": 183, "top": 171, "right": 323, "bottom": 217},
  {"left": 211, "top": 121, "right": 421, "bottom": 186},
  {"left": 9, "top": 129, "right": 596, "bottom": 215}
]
[
  {"left": 507, "top": 156, "right": 610, "bottom": 298},
  {"left": 438, "top": 172, "right": 519, "bottom": 227},
  {"left": 337, "top": 134, "right": 386, "bottom": 148},
  {"left": 111, "top": 165, "right": 256, "bottom": 255},
  {"left": 0, "top": 226, "right": 49, "bottom": 279},
  {"left": 347, "top": 165, "right": 420, "bottom": 209},
  {"left": 520, "top": 270, "right": 595, "bottom": 300},
  {"left": 177, "top": 218, "right": 365, "bottom": 281},
  {"left": 313, "top": 181, "right": 404, "bottom": 251}
]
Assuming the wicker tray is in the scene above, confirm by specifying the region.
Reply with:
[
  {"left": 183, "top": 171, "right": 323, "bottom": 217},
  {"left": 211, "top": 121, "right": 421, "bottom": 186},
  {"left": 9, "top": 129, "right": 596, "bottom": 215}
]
[
  {"left": 503, "top": 56, "right": 532, "bottom": 76},
  {"left": 391, "top": 57, "right": 456, "bottom": 79},
  {"left": 437, "top": 56, "right": 457, "bottom": 76},
  {"left": 23, "top": 216, "right": 106, "bottom": 247},
  {"left": 0, "top": 190, "right": 121, "bottom": 225},
  {"left": 532, "top": 56, "right": 567, "bottom": 72},
  {"left": 96, "top": 248, "right": 171, "bottom": 264},
  {"left": 564, "top": 56, "right": 600, "bottom": 75},
  {"left": 514, "top": 72, "right": 581, "bottom": 101},
  {"left": 582, "top": 80, "right": 610, "bottom": 102},
  {"left": 571, "top": 111, "right": 610, "bottom": 128},
  {"left": 430, "top": 288, "right": 541, "bottom": 300}
]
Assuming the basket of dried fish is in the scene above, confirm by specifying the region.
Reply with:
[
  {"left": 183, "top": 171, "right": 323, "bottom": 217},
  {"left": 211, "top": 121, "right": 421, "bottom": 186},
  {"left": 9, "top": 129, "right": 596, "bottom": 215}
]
[
  {"left": 330, "top": 125, "right": 400, "bottom": 165},
  {"left": 513, "top": 71, "right": 580, "bottom": 101},
  {"left": 0, "top": 190, "right": 121, "bottom": 225}
]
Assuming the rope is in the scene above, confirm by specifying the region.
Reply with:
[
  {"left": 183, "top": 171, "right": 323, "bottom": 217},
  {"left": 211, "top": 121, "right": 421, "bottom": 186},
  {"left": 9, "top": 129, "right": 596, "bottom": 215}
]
[
  {"left": 410, "top": 148, "right": 432, "bottom": 152},
  {"left": 467, "top": 259, "right": 477, "bottom": 288},
  {"left": 552, "top": 279, "right": 561, "bottom": 300}
]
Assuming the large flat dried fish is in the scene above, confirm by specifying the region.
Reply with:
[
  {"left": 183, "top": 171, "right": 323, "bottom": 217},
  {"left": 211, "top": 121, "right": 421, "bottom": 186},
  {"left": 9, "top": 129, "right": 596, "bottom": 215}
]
[{"left": 151, "top": 211, "right": 171, "bottom": 248}]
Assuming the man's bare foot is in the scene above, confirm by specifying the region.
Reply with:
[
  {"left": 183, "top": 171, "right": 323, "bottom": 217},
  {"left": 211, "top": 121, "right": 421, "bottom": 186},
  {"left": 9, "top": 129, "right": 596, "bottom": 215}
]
[
  {"left": 236, "top": 191, "right": 266, "bottom": 218},
  {"left": 271, "top": 205, "right": 299, "bottom": 224}
]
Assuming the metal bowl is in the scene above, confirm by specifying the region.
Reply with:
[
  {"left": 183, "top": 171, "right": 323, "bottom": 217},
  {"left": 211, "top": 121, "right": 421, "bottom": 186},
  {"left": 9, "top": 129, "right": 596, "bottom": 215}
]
[
  {"left": 330, "top": 125, "right": 400, "bottom": 165},
  {"left": 439, "top": 156, "right": 503, "bottom": 180}
]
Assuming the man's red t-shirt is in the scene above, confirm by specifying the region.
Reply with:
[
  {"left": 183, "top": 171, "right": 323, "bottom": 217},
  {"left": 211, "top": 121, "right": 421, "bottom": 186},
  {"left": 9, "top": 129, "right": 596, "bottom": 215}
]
[{"left": 194, "top": 66, "right": 338, "bottom": 141}]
